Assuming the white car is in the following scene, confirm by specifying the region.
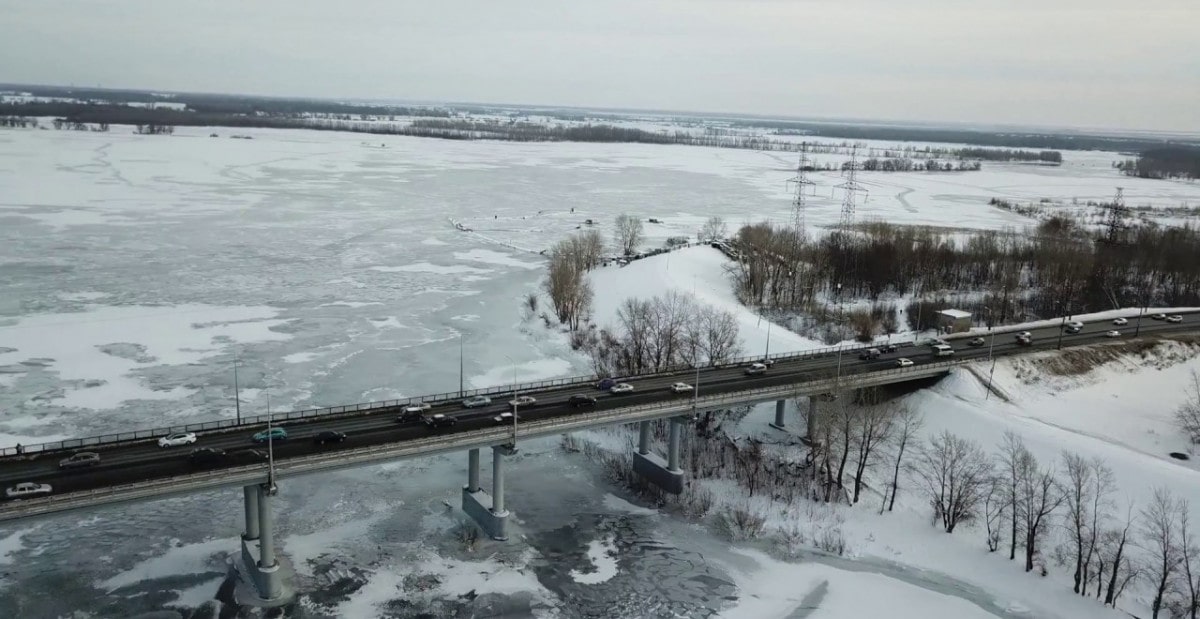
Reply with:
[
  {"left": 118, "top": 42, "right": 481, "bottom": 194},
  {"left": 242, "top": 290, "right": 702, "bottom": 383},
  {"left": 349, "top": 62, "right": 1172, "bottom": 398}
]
[
  {"left": 670, "top": 382, "right": 692, "bottom": 394},
  {"left": 5, "top": 482, "right": 52, "bottom": 499},
  {"left": 1112, "top": 317, "right": 1129, "bottom": 326},
  {"left": 1105, "top": 330, "right": 1121, "bottom": 338},
  {"left": 403, "top": 402, "right": 432, "bottom": 415},
  {"left": 744, "top": 363, "right": 768, "bottom": 376},
  {"left": 158, "top": 432, "right": 197, "bottom": 448},
  {"left": 610, "top": 383, "right": 635, "bottom": 394},
  {"left": 508, "top": 395, "right": 537, "bottom": 408},
  {"left": 1014, "top": 331, "right": 1032, "bottom": 339},
  {"left": 1167, "top": 315, "right": 1184, "bottom": 323},
  {"left": 896, "top": 358, "right": 914, "bottom": 368},
  {"left": 1151, "top": 313, "right": 1167, "bottom": 321}
]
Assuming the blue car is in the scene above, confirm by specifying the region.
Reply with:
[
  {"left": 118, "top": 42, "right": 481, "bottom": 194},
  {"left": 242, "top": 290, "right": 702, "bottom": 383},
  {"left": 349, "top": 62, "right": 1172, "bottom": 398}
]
[
  {"left": 596, "top": 378, "right": 616, "bottom": 391},
  {"left": 252, "top": 427, "right": 288, "bottom": 443}
]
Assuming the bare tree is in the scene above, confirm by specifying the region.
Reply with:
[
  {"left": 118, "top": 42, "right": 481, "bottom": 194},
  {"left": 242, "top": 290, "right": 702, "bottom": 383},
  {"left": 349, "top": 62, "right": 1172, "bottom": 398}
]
[
  {"left": 698, "top": 216, "right": 729, "bottom": 243},
  {"left": 614, "top": 213, "right": 643, "bottom": 256},
  {"left": 998, "top": 431, "right": 1031, "bottom": 561},
  {"left": 1103, "top": 502, "right": 1138, "bottom": 607},
  {"left": 882, "top": 405, "right": 923, "bottom": 513},
  {"left": 914, "top": 431, "right": 993, "bottom": 533},
  {"left": 1143, "top": 486, "right": 1185, "bottom": 619},
  {"left": 851, "top": 403, "right": 894, "bottom": 504},
  {"left": 577, "top": 229, "right": 605, "bottom": 270},
  {"left": 1176, "top": 503, "right": 1200, "bottom": 619},
  {"left": 544, "top": 238, "right": 593, "bottom": 330},
  {"left": 983, "top": 473, "right": 1006, "bottom": 552},
  {"left": 1081, "top": 459, "right": 1115, "bottom": 596},
  {"left": 1019, "top": 454, "right": 1063, "bottom": 573},
  {"left": 1176, "top": 370, "right": 1200, "bottom": 444},
  {"left": 1062, "top": 451, "right": 1094, "bottom": 593}
]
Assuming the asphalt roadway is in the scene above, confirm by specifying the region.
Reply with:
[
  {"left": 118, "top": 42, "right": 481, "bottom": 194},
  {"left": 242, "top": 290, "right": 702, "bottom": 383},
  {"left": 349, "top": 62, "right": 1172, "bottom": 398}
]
[{"left": 1, "top": 311, "right": 1197, "bottom": 500}]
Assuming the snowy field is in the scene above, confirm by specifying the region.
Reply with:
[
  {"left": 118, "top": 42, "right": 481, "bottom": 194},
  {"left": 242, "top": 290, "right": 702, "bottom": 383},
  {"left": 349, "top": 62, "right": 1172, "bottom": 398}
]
[{"left": 1, "top": 124, "right": 1199, "bottom": 616}]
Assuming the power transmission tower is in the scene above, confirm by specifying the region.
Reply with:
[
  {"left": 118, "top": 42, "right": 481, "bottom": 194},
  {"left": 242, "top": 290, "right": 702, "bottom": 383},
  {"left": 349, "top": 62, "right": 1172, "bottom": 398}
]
[
  {"left": 786, "top": 142, "right": 816, "bottom": 236},
  {"left": 835, "top": 144, "right": 868, "bottom": 230},
  {"left": 1102, "top": 186, "right": 1128, "bottom": 245}
]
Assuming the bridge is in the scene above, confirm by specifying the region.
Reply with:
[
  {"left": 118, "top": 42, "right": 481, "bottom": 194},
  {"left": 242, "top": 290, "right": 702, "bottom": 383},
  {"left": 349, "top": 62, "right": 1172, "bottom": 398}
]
[{"left": 1, "top": 310, "right": 1196, "bottom": 606}]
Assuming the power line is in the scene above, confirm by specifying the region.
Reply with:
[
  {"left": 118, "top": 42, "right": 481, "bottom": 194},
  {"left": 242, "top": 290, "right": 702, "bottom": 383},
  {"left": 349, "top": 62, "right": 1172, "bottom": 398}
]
[
  {"left": 835, "top": 144, "right": 868, "bottom": 230},
  {"left": 786, "top": 142, "right": 816, "bottom": 237}
]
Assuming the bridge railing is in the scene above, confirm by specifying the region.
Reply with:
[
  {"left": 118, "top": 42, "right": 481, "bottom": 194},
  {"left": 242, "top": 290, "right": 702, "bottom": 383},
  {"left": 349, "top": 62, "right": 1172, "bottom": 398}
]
[{"left": 0, "top": 337, "right": 898, "bottom": 458}]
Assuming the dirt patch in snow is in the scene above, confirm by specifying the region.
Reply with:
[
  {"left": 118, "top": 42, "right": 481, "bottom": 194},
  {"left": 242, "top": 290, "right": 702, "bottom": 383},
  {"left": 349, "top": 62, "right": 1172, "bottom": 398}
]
[{"left": 1013, "top": 336, "right": 1200, "bottom": 382}]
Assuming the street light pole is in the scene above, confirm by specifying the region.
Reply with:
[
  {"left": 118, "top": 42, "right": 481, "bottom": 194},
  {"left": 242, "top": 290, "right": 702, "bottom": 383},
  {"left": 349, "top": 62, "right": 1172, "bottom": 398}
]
[
  {"left": 459, "top": 334, "right": 464, "bottom": 398},
  {"left": 233, "top": 358, "right": 242, "bottom": 426},
  {"left": 986, "top": 327, "right": 997, "bottom": 401},
  {"left": 504, "top": 355, "right": 518, "bottom": 447}
]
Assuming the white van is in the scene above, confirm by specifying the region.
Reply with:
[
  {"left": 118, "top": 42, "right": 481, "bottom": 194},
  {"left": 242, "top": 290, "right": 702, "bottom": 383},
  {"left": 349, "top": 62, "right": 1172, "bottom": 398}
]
[{"left": 931, "top": 344, "right": 954, "bottom": 357}]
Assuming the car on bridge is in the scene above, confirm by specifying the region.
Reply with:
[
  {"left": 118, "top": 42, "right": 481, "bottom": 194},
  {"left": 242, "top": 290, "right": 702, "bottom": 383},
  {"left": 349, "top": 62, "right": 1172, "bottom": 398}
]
[
  {"left": 1106, "top": 330, "right": 1122, "bottom": 338},
  {"left": 744, "top": 363, "right": 767, "bottom": 375},
  {"left": 881, "top": 344, "right": 899, "bottom": 354},
  {"left": 59, "top": 452, "right": 101, "bottom": 470},
  {"left": 5, "top": 482, "right": 52, "bottom": 500},
  {"left": 596, "top": 378, "right": 617, "bottom": 391},
  {"left": 896, "top": 358, "right": 914, "bottom": 368},
  {"left": 508, "top": 395, "right": 537, "bottom": 409},
  {"left": 1112, "top": 317, "right": 1129, "bottom": 326},
  {"left": 425, "top": 414, "right": 457, "bottom": 429},
  {"left": 1014, "top": 331, "right": 1032, "bottom": 339},
  {"left": 314, "top": 430, "right": 347, "bottom": 445},
  {"left": 189, "top": 447, "right": 226, "bottom": 467},
  {"left": 858, "top": 348, "right": 881, "bottom": 360},
  {"left": 493, "top": 412, "right": 517, "bottom": 424},
  {"left": 1064, "top": 321, "right": 1084, "bottom": 334},
  {"left": 1168, "top": 315, "right": 1184, "bottom": 323},
  {"left": 1151, "top": 313, "right": 1167, "bottom": 321},
  {"left": 404, "top": 402, "right": 432, "bottom": 415},
  {"left": 157, "top": 432, "right": 197, "bottom": 448},
  {"left": 670, "top": 382, "right": 692, "bottom": 393},
  {"left": 968, "top": 337, "right": 986, "bottom": 347},
  {"left": 252, "top": 428, "right": 288, "bottom": 444},
  {"left": 461, "top": 395, "right": 491, "bottom": 409},
  {"left": 568, "top": 394, "right": 597, "bottom": 407},
  {"left": 609, "top": 382, "right": 635, "bottom": 394}
]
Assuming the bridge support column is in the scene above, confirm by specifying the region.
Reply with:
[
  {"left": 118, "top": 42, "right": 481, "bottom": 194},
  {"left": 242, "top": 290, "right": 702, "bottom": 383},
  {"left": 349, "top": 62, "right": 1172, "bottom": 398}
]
[
  {"left": 633, "top": 417, "right": 686, "bottom": 494},
  {"left": 242, "top": 485, "right": 260, "bottom": 541},
  {"left": 233, "top": 484, "right": 294, "bottom": 607},
  {"left": 462, "top": 445, "right": 511, "bottom": 541},
  {"left": 467, "top": 448, "right": 480, "bottom": 493},
  {"left": 769, "top": 399, "right": 787, "bottom": 431}
]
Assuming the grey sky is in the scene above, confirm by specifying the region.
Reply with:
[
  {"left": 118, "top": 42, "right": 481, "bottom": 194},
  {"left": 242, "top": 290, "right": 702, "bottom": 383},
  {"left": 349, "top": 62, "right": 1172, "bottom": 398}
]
[{"left": 2, "top": 0, "right": 1196, "bottom": 131}]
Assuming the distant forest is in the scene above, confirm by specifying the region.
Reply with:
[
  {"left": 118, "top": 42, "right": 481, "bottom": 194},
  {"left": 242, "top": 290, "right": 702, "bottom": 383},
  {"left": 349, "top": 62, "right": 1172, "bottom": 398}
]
[
  {"left": 1117, "top": 147, "right": 1200, "bottom": 180},
  {"left": 1, "top": 83, "right": 1194, "bottom": 157}
]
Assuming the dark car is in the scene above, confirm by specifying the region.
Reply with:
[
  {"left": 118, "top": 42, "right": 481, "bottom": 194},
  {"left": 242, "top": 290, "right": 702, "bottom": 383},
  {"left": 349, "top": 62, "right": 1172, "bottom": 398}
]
[
  {"left": 314, "top": 430, "right": 347, "bottom": 445},
  {"left": 596, "top": 378, "right": 617, "bottom": 391},
  {"left": 189, "top": 447, "right": 226, "bottom": 466},
  {"left": 228, "top": 449, "right": 268, "bottom": 464},
  {"left": 569, "top": 394, "right": 598, "bottom": 407},
  {"left": 882, "top": 344, "right": 898, "bottom": 353},
  {"left": 59, "top": 452, "right": 100, "bottom": 470},
  {"left": 424, "top": 414, "right": 457, "bottom": 430}
]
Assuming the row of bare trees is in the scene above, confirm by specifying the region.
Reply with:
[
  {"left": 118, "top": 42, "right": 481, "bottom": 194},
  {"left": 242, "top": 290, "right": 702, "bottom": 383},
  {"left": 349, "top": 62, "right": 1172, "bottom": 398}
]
[
  {"left": 581, "top": 291, "right": 742, "bottom": 377},
  {"left": 729, "top": 219, "right": 1200, "bottom": 323},
  {"left": 907, "top": 428, "right": 1200, "bottom": 617},
  {"left": 543, "top": 230, "right": 604, "bottom": 330}
]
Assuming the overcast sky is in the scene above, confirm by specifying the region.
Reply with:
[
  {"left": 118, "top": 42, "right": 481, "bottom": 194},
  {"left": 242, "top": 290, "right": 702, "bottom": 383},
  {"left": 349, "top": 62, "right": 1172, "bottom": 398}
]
[{"left": 2, "top": 0, "right": 1196, "bottom": 131}]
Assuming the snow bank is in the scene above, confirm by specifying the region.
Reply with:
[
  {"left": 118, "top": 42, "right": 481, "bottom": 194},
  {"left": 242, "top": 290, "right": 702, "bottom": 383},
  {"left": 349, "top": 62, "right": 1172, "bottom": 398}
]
[
  {"left": 98, "top": 536, "right": 234, "bottom": 591},
  {"left": 588, "top": 246, "right": 826, "bottom": 356}
]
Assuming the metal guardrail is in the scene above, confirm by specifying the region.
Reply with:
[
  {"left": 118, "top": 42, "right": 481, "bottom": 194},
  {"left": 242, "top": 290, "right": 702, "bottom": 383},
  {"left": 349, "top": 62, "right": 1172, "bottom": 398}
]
[
  {"left": 0, "top": 360, "right": 963, "bottom": 521},
  {"left": 0, "top": 337, "right": 893, "bottom": 458},
  {"left": 5, "top": 311, "right": 1197, "bottom": 459}
]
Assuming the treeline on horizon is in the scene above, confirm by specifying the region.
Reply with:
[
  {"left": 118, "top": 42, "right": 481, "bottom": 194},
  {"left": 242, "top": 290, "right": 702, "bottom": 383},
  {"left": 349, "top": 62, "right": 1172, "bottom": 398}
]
[
  {"left": 728, "top": 218, "right": 1200, "bottom": 331},
  {"left": 1117, "top": 147, "right": 1200, "bottom": 180}
]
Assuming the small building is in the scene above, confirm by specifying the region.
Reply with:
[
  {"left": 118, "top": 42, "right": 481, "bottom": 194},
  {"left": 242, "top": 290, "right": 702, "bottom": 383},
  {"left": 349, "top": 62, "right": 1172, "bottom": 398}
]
[{"left": 936, "top": 309, "right": 972, "bottom": 333}]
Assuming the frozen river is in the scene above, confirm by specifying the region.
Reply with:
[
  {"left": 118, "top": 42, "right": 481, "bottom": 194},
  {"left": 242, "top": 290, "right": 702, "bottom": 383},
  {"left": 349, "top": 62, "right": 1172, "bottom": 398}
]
[{"left": 2, "top": 125, "right": 1194, "bottom": 616}]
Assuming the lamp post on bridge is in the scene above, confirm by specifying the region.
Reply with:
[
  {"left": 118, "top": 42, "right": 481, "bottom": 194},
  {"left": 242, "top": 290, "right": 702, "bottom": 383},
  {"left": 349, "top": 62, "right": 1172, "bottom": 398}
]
[
  {"left": 233, "top": 357, "right": 242, "bottom": 426},
  {"left": 503, "top": 355, "right": 519, "bottom": 448}
]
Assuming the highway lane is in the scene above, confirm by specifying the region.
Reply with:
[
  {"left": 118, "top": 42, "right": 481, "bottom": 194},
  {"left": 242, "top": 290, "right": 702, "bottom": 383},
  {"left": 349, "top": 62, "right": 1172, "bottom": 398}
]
[{"left": 1, "top": 312, "right": 1197, "bottom": 498}]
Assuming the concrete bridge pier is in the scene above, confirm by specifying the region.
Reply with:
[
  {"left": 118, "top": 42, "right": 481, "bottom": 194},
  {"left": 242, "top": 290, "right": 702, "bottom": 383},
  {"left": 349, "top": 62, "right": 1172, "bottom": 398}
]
[
  {"left": 769, "top": 399, "right": 787, "bottom": 431},
  {"left": 233, "top": 483, "right": 294, "bottom": 607},
  {"left": 633, "top": 418, "right": 686, "bottom": 494},
  {"left": 462, "top": 446, "right": 511, "bottom": 540},
  {"left": 805, "top": 395, "right": 819, "bottom": 444}
]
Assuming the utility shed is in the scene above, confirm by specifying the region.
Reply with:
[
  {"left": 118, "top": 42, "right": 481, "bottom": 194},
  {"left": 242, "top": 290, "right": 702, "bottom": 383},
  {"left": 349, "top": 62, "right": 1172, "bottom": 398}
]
[{"left": 936, "top": 309, "right": 972, "bottom": 333}]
